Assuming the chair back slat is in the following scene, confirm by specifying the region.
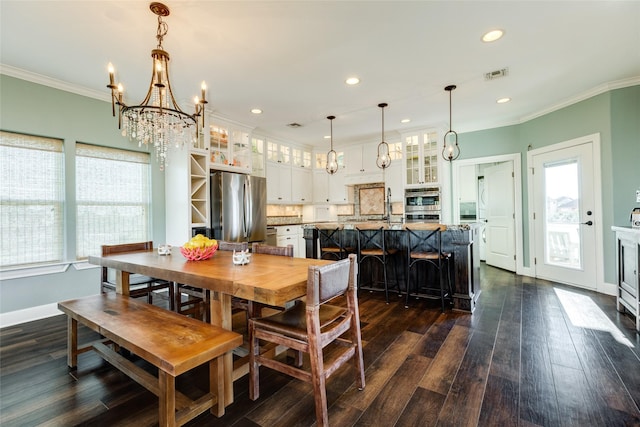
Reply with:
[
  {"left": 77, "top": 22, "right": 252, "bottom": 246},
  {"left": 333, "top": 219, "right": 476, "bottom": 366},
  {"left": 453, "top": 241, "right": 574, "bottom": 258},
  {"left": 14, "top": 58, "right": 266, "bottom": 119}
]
[
  {"left": 251, "top": 243, "right": 294, "bottom": 257},
  {"left": 218, "top": 241, "right": 249, "bottom": 252},
  {"left": 102, "top": 241, "right": 153, "bottom": 256}
]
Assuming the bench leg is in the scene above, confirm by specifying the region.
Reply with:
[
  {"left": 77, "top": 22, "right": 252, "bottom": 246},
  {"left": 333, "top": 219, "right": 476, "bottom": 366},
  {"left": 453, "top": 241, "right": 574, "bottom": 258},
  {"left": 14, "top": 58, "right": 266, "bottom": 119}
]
[
  {"left": 210, "top": 357, "right": 225, "bottom": 417},
  {"left": 159, "top": 370, "right": 176, "bottom": 427},
  {"left": 67, "top": 317, "right": 78, "bottom": 368}
]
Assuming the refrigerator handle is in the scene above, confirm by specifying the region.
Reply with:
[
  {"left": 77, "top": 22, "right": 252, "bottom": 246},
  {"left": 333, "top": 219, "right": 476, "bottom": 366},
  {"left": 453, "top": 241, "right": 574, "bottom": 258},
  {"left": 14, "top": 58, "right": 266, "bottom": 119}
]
[{"left": 243, "top": 180, "right": 249, "bottom": 238}]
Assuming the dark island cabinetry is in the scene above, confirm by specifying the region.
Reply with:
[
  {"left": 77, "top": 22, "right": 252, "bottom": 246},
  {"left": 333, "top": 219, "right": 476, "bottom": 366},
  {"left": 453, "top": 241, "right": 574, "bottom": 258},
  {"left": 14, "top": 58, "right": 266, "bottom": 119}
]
[{"left": 303, "top": 223, "right": 481, "bottom": 313}]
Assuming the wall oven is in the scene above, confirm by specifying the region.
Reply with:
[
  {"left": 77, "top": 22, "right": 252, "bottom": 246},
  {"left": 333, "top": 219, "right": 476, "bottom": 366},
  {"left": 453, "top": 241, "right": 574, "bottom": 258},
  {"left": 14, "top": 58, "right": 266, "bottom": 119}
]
[{"left": 404, "top": 187, "right": 441, "bottom": 223}]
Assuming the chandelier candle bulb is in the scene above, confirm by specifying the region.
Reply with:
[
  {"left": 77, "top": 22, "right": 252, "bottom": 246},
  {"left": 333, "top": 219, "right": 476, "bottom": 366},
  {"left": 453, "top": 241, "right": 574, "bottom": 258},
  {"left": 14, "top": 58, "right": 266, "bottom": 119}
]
[
  {"left": 201, "top": 81, "right": 207, "bottom": 103},
  {"left": 107, "top": 63, "right": 115, "bottom": 86}
]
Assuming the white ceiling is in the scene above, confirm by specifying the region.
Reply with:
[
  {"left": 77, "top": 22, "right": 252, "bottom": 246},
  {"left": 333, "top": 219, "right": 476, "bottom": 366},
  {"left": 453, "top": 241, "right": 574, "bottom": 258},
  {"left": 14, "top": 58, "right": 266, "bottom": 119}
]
[{"left": 1, "top": 1, "right": 639, "bottom": 148}]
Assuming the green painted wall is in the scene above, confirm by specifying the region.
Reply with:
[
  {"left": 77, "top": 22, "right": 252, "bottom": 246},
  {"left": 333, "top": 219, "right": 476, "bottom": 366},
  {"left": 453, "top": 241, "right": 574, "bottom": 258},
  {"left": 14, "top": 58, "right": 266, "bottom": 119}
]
[
  {"left": 458, "top": 85, "right": 639, "bottom": 284},
  {"left": 0, "top": 74, "right": 166, "bottom": 313}
]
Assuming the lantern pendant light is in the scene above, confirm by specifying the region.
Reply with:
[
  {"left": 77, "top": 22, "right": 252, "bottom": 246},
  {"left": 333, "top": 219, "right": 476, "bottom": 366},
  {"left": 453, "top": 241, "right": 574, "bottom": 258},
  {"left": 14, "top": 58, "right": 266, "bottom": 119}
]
[
  {"left": 376, "top": 103, "right": 391, "bottom": 169},
  {"left": 326, "top": 115, "right": 339, "bottom": 175},
  {"left": 442, "top": 85, "right": 460, "bottom": 161}
]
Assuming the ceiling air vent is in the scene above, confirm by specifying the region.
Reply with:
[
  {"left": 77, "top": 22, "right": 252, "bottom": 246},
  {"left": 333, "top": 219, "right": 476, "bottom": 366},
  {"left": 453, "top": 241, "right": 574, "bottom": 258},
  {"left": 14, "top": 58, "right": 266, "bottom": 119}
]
[
  {"left": 287, "top": 122, "right": 302, "bottom": 128},
  {"left": 484, "top": 68, "right": 509, "bottom": 81}
]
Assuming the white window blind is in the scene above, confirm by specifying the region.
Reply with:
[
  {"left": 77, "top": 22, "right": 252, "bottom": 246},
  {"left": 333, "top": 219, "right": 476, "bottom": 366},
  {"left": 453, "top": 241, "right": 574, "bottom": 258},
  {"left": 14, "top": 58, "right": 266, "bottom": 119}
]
[
  {"left": 75, "top": 143, "right": 150, "bottom": 259},
  {"left": 0, "top": 131, "right": 65, "bottom": 268}
]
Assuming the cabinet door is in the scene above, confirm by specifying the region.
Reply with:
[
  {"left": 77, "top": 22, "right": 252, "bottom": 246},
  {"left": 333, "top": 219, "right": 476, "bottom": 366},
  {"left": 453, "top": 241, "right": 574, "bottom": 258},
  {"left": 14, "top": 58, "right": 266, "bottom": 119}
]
[
  {"left": 266, "top": 163, "right": 292, "bottom": 203},
  {"left": 384, "top": 162, "right": 403, "bottom": 202},
  {"left": 291, "top": 167, "right": 312, "bottom": 204},
  {"left": 313, "top": 170, "right": 330, "bottom": 203},
  {"left": 344, "top": 145, "right": 363, "bottom": 175},
  {"left": 328, "top": 169, "right": 352, "bottom": 204},
  {"left": 362, "top": 142, "right": 381, "bottom": 174}
]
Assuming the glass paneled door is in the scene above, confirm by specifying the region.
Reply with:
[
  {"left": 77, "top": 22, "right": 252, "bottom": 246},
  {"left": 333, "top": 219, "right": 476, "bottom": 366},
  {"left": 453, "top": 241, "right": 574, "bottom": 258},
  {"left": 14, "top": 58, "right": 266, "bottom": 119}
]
[{"left": 531, "top": 139, "right": 598, "bottom": 289}]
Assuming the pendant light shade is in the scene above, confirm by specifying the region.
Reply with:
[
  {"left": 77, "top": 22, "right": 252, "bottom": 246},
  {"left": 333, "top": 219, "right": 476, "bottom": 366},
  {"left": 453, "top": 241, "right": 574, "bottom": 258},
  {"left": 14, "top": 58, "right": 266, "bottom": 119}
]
[
  {"left": 326, "top": 115, "right": 338, "bottom": 175},
  {"left": 442, "top": 85, "right": 460, "bottom": 162},
  {"left": 376, "top": 103, "right": 391, "bottom": 169}
]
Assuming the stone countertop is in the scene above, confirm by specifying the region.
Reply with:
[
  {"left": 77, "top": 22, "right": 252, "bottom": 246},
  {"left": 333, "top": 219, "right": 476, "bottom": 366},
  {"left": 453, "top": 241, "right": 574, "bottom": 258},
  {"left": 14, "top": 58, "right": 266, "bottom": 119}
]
[{"left": 302, "top": 222, "right": 480, "bottom": 231}]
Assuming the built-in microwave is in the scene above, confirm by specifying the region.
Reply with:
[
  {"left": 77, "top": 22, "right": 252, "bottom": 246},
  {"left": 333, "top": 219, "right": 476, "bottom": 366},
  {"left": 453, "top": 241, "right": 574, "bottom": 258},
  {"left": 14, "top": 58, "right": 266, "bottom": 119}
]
[{"left": 404, "top": 187, "right": 441, "bottom": 223}]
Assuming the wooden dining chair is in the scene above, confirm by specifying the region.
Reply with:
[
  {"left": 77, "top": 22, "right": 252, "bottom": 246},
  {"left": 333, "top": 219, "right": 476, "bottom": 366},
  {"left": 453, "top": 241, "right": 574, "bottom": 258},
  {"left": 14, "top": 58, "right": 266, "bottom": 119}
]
[
  {"left": 404, "top": 223, "right": 453, "bottom": 311},
  {"left": 247, "top": 243, "right": 294, "bottom": 318},
  {"left": 175, "top": 241, "right": 249, "bottom": 322},
  {"left": 101, "top": 241, "right": 174, "bottom": 309},
  {"left": 248, "top": 254, "right": 365, "bottom": 427}
]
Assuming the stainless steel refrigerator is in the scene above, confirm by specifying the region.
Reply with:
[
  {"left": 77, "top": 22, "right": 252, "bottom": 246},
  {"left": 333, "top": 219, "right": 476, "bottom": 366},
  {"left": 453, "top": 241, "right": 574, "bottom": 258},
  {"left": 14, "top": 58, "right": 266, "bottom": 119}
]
[{"left": 210, "top": 171, "right": 266, "bottom": 243}]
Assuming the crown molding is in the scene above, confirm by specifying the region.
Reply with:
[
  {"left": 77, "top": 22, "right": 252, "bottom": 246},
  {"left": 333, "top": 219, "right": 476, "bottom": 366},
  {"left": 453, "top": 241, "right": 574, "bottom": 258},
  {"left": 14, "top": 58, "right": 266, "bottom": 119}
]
[
  {"left": 0, "top": 63, "right": 110, "bottom": 102},
  {"left": 519, "top": 76, "right": 640, "bottom": 124}
]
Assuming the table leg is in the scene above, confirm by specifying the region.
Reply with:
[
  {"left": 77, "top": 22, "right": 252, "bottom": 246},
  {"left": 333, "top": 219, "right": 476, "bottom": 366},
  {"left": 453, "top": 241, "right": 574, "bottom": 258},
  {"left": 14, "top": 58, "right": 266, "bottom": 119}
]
[
  {"left": 115, "top": 270, "right": 131, "bottom": 296},
  {"left": 210, "top": 291, "right": 234, "bottom": 407},
  {"left": 67, "top": 316, "right": 77, "bottom": 368}
]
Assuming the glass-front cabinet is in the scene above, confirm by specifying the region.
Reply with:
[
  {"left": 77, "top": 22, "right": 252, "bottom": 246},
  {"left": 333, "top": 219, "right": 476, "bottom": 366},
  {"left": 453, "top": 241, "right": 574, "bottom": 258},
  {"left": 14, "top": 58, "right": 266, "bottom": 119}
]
[
  {"left": 403, "top": 130, "right": 439, "bottom": 186},
  {"left": 250, "top": 137, "right": 265, "bottom": 177},
  {"left": 209, "top": 120, "right": 252, "bottom": 173}
]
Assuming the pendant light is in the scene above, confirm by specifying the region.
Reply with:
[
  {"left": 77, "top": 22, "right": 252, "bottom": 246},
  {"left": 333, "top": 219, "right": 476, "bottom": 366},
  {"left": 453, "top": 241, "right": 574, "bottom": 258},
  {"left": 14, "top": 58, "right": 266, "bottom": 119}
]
[
  {"left": 442, "top": 85, "right": 460, "bottom": 161},
  {"left": 376, "top": 103, "right": 391, "bottom": 169},
  {"left": 326, "top": 115, "right": 338, "bottom": 175}
]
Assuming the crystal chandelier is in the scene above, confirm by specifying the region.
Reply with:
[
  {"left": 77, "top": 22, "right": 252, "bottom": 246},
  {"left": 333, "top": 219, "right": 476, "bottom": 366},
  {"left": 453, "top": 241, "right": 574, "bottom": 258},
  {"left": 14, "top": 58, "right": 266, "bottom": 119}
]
[
  {"left": 107, "top": 2, "right": 206, "bottom": 170},
  {"left": 376, "top": 103, "right": 391, "bottom": 169},
  {"left": 326, "top": 115, "right": 338, "bottom": 175},
  {"left": 442, "top": 85, "right": 460, "bottom": 161}
]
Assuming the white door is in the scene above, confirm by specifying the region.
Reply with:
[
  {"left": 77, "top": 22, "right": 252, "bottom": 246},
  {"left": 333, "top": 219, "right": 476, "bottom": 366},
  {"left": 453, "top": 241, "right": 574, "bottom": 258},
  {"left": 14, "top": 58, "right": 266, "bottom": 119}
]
[
  {"left": 531, "top": 141, "right": 597, "bottom": 289},
  {"left": 485, "top": 162, "right": 516, "bottom": 271}
]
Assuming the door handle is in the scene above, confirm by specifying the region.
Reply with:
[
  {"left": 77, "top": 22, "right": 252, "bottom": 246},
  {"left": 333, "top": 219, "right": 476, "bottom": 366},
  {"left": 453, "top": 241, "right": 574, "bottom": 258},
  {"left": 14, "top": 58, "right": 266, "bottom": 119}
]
[{"left": 581, "top": 220, "right": 593, "bottom": 226}]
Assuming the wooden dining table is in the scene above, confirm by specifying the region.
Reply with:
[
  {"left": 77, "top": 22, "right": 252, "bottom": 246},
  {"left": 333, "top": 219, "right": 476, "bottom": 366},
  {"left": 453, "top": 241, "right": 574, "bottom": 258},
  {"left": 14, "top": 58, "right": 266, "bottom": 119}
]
[{"left": 88, "top": 248, "right": 333, "bottom": 408}]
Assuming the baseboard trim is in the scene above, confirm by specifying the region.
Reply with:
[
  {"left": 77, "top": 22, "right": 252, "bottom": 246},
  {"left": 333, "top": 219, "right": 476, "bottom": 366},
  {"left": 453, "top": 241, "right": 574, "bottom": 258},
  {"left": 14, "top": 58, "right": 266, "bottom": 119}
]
[{"left": 0, "top": 303, "right": 62, "bottom": 328}]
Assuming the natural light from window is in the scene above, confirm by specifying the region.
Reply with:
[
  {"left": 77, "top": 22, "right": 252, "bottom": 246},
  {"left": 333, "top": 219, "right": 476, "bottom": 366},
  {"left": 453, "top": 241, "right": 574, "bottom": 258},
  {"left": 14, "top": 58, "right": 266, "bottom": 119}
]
[{"left": 554, "top": 288, "right": 633, "bottom": 348}]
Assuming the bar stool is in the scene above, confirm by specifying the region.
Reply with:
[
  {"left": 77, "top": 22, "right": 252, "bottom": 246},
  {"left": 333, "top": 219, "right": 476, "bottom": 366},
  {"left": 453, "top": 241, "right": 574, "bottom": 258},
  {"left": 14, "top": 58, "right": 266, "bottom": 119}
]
[
  {"left": 316, "top": 224, "right": 352, "bottom": 260},
  {"left": 404, "top": 223, "right": 452, "bottom": 311},
  {"left": 355, "top": 223, "right": 400, "bottom": 304}
]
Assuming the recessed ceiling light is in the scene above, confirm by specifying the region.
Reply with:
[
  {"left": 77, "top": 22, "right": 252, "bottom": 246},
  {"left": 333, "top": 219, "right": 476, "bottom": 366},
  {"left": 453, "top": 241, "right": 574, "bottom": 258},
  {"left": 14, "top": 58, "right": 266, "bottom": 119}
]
[
  {"left": 401, "top": 119, "right": 411, "bottom": 123},
  {"left": 496, "top": 97, "right": 511, "bottom": 104},
  {"left": 482, "top": 29, "right": 504, "bottom": 43},
  {"left": 324, "top": 135, "right": 331, "bottom": 139},
  {"left": 345, "top": 77, "right": 360, "bottom": 85},
  {"left": 250, "top": 108, "right": 263, "bottom": 114}
]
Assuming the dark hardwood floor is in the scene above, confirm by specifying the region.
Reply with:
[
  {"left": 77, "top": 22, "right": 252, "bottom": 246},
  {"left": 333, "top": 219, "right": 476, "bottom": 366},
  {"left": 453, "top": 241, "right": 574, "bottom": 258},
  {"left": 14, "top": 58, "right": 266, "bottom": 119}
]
[{"left": 2, "top": 264, "right": 640, "bottom": 426}]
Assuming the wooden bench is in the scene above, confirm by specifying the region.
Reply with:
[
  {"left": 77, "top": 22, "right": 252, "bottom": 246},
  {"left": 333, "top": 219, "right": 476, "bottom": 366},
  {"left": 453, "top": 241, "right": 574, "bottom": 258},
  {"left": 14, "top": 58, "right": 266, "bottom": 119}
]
[{"left": 58, "top": 293, "right": 242, "bottom": 427}]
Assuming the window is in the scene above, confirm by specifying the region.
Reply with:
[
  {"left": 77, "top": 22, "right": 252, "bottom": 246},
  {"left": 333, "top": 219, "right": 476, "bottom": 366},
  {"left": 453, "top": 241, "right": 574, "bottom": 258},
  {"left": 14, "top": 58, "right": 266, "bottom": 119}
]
[
  {"left": 75, "top": 143, "right": 150, "bottom": 259},
  {"left": 0, "top": 131, "right": 65, "bottom": 268}
]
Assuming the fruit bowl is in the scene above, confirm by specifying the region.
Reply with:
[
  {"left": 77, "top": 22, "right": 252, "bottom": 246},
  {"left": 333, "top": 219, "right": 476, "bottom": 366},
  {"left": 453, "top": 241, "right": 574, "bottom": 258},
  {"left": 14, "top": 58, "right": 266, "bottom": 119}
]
[{"left": 180, "top": 244, "right": 218, "bottom": 261}]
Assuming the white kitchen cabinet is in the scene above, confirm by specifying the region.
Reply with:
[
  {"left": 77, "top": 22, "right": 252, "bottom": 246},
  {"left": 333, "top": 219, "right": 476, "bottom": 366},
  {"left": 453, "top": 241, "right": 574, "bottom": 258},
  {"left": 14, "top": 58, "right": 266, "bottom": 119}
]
[
  {"left": 459, "top": 164, "right": 478, "bottom": 202},
  {"left": 250, "top": 136, "right": 266, "bottom": 177},
  {"left": 275, "top": 225, "right": 304, "bottom": 258},
  {"left": 384, "top": 161, "right": 404, "bottom": 203},
  {"left": 613, "top": 226, "right": 640, "bottom": 332},
  {"left": 403, "top": 130, "right": 440, "bottom": 186},
  {"left": 266, "top": 162, "right": 292, "bottom": 203},
  {"left": 209, "top": 119, "right": 252, "bottom": 173},
  {"left": 291, "top": 167, "right": 313, "bottom": 204},
  {"left": 344, "top": 142, "right": 383, "bottom": 185},
  {"left": 313, "top": 169, "right": 353, "bottom": 204}
]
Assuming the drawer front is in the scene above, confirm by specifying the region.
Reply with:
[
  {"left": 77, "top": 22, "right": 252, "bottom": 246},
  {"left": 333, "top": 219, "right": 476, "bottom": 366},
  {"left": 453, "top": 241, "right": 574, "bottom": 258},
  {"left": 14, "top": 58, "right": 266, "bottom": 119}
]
[
  {"left": 620, "top": 288, "right": 637, "bottom": 314},
  {"left": 275, "top": 226, "right": 300, "bottom": 237}
]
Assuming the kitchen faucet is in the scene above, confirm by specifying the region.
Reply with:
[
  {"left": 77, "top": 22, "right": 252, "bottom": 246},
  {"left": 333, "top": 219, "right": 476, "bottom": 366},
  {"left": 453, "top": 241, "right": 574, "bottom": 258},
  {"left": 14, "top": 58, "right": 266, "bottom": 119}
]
[{"left": 384, "top": 187, "right": 392, "bottom": 226}]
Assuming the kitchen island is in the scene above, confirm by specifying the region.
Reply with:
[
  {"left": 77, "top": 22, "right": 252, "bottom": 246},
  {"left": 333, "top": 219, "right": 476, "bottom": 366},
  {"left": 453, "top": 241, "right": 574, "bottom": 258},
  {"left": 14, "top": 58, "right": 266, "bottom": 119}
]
[{"left": 303, "top": 222, "right": 481, "bottom": 313}]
